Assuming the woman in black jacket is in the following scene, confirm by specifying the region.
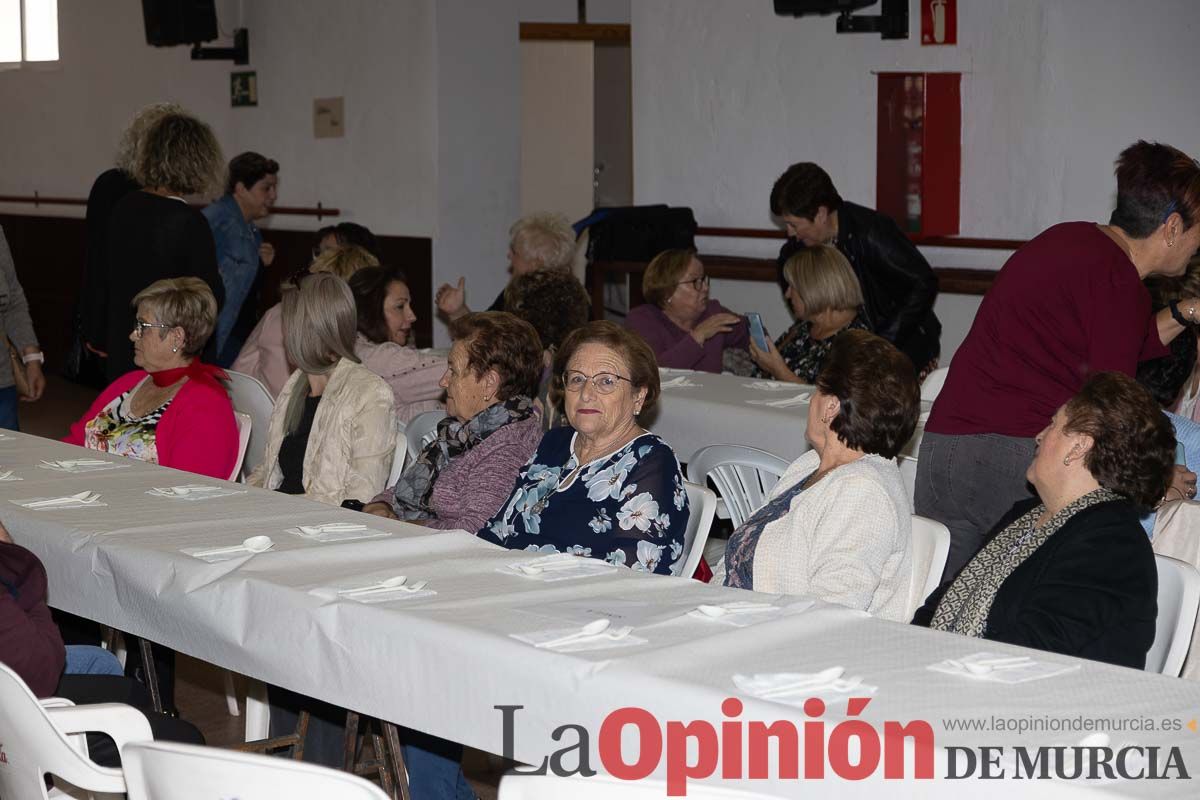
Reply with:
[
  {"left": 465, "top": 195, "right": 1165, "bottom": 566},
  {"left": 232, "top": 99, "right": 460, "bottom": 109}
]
[{"left": 913, "top": 371, "right": 1174, "bottom": 669}]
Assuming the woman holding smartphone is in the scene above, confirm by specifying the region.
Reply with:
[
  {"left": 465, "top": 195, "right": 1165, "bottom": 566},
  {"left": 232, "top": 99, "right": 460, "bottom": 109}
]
[{"left": 749, "top": 245, "right": 869, "bottom": 384}]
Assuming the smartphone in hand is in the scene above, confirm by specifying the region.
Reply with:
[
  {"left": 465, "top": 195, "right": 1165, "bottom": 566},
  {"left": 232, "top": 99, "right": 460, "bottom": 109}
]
[{"left": 746, "top": 312, "right": 769, "bottom": 351}]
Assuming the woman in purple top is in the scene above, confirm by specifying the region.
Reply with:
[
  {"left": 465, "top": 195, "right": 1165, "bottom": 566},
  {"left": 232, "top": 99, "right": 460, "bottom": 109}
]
[
  {"left": 625, "top": 249, "right": 749, "bottom": 373},
  {"left": 364, "top": 311, "right": 544, "bottom": 533}
]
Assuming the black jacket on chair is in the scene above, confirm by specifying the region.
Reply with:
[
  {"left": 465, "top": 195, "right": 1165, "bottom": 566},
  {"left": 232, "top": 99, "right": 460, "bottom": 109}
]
[
  {"left": 777, "top": 201, "right": 941, "bottom": 371},
  {"left": 913, "top": 498, "right": 1158, "bottom": 670}
]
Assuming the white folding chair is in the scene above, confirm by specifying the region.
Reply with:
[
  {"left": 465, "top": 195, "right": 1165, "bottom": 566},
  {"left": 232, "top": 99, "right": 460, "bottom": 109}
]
[
  {"left": 404, "top": 409, "right": 447, "bottom": 466},
  {"left": 907, "top": 515, "right": 951, "bottom": 618},
  {"left": 229, "top": 411, "right": 252, "bottom": 481},
  {"left": 225, "top": 369, "right": 276, "bottom": 477},
  {"left": 1146, "top": 554, "right": 1200, "bottom": 676},
  {"left": 499, "top": 771, "right": 774, "bottom": 798},
  {"left": 686, "top": 444, "right": 790, "bottom": 527},
  {"left": 386, "top": 421, "right": 410, "bottom": 488},
  {"left": 0, "top": 662, "right": 153, "bottom": 799},
  {"left": 122, "top": 740, "right": 390, "bottom": 800},
  {"left": 679, "top": 481, "right": 716, "bottom": 577},
  {"left": 920, "top": 366, "right": 950, "bottom": 403}
]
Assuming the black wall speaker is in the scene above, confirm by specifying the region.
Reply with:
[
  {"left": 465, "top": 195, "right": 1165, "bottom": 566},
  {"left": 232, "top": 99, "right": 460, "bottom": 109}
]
[{"left": 142, "top": 0, "right": 219, "bottom": 47}]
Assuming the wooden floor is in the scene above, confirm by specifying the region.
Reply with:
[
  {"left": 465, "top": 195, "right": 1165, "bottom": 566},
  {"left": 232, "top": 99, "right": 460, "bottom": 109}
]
[{"left": 31, "top": 375, "right": 508, "bottom": 797}]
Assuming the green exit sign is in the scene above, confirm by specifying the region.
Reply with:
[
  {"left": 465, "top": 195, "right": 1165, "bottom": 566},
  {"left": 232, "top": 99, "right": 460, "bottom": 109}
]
[{"left": 231, "top": 71, "right": 257, "bottom": 107}]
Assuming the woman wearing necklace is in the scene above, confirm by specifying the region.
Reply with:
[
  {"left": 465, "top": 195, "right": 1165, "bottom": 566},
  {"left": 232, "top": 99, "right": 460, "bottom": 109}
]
[
  {"left": 65, "top": 277, "right": 238, "bottom": 479},
  {"left": 749, "top": 244, "right": 870, "bottom": 384},
  {"left": 99, "top": 110, "right": 225, "bottom": 380},
  {"left": 714, "top": 330, "right": 920, "bottom": 621},
  {"left": 480, "top": 321, "right": 690, "bottom": 575},
  {"left": 914, "top": 372, "right": 1174, "bottom": 669}
]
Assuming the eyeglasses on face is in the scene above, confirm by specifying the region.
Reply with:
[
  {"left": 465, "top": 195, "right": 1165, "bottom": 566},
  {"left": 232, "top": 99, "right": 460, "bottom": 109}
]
[
  {"left": 132, "top": 320, "right": 173, "bottom": 339},
  {"left": 676, "top": 274, "right": 710, "bottom": 292},
  {"left": 562, "top": 370, "right": 633, "bottom": 395}
]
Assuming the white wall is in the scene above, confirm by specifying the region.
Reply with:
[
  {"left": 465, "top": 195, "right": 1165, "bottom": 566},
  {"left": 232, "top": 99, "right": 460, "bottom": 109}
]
[{"left": 630, "top": 0, "right": 1200, "bottom": 360}]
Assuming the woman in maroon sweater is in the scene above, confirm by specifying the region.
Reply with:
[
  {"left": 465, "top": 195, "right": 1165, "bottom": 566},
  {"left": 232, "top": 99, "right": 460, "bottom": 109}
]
[{"left": 918, "top": 141, "right": 1200, "bottom": 582}]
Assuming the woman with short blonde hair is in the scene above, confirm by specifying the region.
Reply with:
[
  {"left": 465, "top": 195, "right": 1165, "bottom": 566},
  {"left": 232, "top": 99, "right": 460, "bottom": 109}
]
[
  {"left": 309, "top": 244, "right": 380, "bottom": 281},
  {"left": 132, "top": 277, "right": 219, "bottom": 357},
  {"left": 249, "top": 273, "right": 396, "bottom": 507},
  {"left": 750, "top": 244, "right": 870, "bottom": 384}
]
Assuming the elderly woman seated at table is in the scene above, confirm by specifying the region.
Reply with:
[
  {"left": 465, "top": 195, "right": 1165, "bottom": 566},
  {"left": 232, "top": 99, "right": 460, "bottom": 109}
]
[
  {"left": 247, "top": 273, "right": 395, "bottom": 506},
  {"left": 625, "top": 249, "right": 749, "bottom": 373},
  {"left": 65, "top": 277, "right": 238, "bottom": 479},
  {"left": 479, "top": 321, "right": 690, "bottom": 574},
  {"left": 914, "top": 372, "right": 1172, "bottom": 669},
  {"left": 363, "top": 311, "right": 544, "bottom": 531},
  {"left": 348, "top": 265, "right": 446, "bottom": 424},
  {"left": 503, "top": 268, "right": 591, "bottom": 429},
  {"left": 750, "top": 244, "right": 870, "bottom": 384},
  {"left": 715, "top": 330, "right": 919, "bottom": 620}
]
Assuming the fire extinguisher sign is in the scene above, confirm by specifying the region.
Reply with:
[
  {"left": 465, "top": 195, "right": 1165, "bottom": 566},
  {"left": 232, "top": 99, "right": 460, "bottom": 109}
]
[{"left": 921, "top": 0, "right": 957, "bottom": 46}]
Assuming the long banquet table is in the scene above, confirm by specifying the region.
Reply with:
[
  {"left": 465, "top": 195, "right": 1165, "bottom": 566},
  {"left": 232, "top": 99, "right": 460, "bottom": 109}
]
[{"left": 5, "top": 430, "right": 1199, "bottom": 797}]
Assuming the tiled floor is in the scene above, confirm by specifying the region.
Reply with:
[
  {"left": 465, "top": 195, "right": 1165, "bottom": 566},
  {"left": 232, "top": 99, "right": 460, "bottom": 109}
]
[{"left": 29, "top": 374, "right": 509, "bottom": 797}]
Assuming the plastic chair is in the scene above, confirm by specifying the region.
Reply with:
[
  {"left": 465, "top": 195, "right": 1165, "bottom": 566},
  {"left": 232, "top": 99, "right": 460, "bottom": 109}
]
[
  {"left": 0, "top": 662, "right": 153, "bottom": 799},
  {"left": 229, "top": 411, "right": 252, "bottom": 482},
  {"left": 386, "top": 422, "right": 410, "bottom": 488},
  {"left": 499, "top": 771, "right": 774, "bottom": 798},
  {"left": 225, "top": 369, "right": 276, "bottom": 476},
  {"left": 907, "top": 515, "right": 951, "bottom": 618},
  {"left": 404, "top": 409, "right": 446, "bottom": 467},
  {"left": 1146, "top": 554, "right": 1200, "bottom": 676},
  {"left": 122, "top": 740, "right": 391, "bottom": 800},
  {"left": 920, "top": 366, "right": 950, "bottom": 403},
  {"left": 686, "top": 444, "right": 790, "bottom": 527},
  {"left": 680, "top": 481, "right": 716, "bottom": 577}
]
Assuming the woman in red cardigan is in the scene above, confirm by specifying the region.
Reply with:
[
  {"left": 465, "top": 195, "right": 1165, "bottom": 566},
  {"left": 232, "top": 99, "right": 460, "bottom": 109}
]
[{"left": 65, "top": 277, "right": 237, "bottom": 480}]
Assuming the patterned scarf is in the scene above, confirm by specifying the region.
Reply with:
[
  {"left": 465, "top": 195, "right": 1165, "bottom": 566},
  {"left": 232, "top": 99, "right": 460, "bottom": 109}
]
[
  {"left": 390, "top": 396, "right": 535, "bottom": 520},
  {"left": 929, "top": 487, "right": 1122, "bottom": 638}
]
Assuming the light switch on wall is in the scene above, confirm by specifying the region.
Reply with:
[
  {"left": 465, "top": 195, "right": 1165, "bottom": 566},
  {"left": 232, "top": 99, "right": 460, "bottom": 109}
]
[{"left": 314, "top": 97, "right": 345, "bottom": 138}]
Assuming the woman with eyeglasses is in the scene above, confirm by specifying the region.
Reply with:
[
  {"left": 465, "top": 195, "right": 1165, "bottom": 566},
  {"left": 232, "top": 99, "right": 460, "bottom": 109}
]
[
  {"left": 65, "top": 277, "right": 238, "bottom": 480},
  {"left": 625, "top": 248, "right": 749, "bottom": 373},
  {"left": 480, "top": 321, "right": 690, "bottom": 575}
]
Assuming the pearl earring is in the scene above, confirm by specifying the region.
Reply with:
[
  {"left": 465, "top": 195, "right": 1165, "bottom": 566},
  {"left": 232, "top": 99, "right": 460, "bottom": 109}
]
[
  {"left": 1063, "top": 455, "right": 1071, "bottom": 466},
  {"left": 172, "top": 346, "right": 178, "bottom": 353}
]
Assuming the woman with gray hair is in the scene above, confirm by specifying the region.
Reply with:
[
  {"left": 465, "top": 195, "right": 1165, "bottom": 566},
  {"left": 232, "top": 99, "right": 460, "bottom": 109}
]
[
  {"left": 435, "top": 211, "right": 578, "bottom": 320},
  {"left": 247, "top": 272, "right": 396, "bottom": 506}
]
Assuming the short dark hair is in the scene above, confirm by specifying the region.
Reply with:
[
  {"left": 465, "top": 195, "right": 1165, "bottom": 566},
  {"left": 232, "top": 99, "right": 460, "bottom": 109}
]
[
  {"left": 1064, "top": 372, "right": 1176, "bottom": 510},
  {"left": 225, "top": 151, "right": 279, "bottom": 195},
  {"left": 551, "top": 321, "right": 661, "bottom": 414},
  {"left": 814, "top": 329, "right": 920, "bottom": 459},
  {"left": 503, "top": 269, "right": 590, "bottom": 352},
  {"left": 448, "top": 312, "right": 543, "bottom": 401},
  {"left": 1136, "top": 329, "right": 1197, "bottom": 409},
  {"left": 349, "top": 265, "right": 409, "bottom": 345},
  {"left": 770, "top": 162, "right": 843, "bottom": 220},
  {"left": 334, "top": 222, "right": 380, "bottom": 259},
  {"left": 1109, "top": 141, "right": 1200, "bottom": 238}
]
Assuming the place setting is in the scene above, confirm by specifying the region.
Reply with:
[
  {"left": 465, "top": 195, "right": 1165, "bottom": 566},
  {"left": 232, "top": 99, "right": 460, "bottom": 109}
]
[
  {"left": 510, "top": 617, "right": 648, "bottom": 653},
  {"left": 660, "top": 374, "right": 702, "bottom": 388},
  {"left": 745, "top": 391, "right": 812, "bottom": 408},
  {"left": 496, "top": 552, "right": 620, "bottom": 582},
  {"left": 732, "top": 665, "right": 878, "bottom": 711},
  {"left": 0, "top": 467, "right": 23, "bottom": 482},
  {"left": 37, "top": 458, "right": 133, "bottom": 473},
  {"left": 926, "top": 651, "right": 1082, "bottom": 684},
  {"left": 283, "top": 521, "right": 393, "bottom": 543},
  {"left": 316, "top": 574, "right": 437, "bottom": 604},
  {"left": 741, "top": 380, "right": 798, "bottom": 391},
  {"left": 146, "top": 483, "right": 248, "bottom": 501},
  {"left": 181, "top": 534, "right": 276, "bottom": 563},
  {"left": 12, "top": 490, "right": 106, "bottom": 510}
]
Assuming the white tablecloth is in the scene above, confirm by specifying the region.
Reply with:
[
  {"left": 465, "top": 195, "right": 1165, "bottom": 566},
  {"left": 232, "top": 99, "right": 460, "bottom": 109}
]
[{"left": 4, "top": 432, "right": 1197, "bottom": 797}]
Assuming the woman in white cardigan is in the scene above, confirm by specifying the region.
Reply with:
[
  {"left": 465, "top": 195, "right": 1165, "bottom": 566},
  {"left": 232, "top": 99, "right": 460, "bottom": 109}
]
[
  {"left": 248, "top": 273, "right": 395, "bottom": 506},
  {"left": 715, "top": 329, "right": 920, "bottom": 621}
]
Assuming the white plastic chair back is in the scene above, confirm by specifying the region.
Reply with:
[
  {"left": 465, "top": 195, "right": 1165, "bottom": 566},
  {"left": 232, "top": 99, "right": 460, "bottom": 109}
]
[
  {"left": 229, "top": 411, "right": 252, "bottom": 481},
  {"left": 224, "top": 370, "right": 275, "bottom": 476},
  {"left": 1146, "top": 554, "right": 1200, "bottom": 676},
  {"left": 405, "top": 409, "right": 447, "bottom": 467},
  {"left": 680, "top": 481, "right": 716, "bottom": 578},
  {"left": 122, "top": 740, "right": 391, "bottom": 800},
  {"left": 686, "top": 445, "right": 790, "bottom": 527},
  {"left": 500, "top": 771, "right": 774, "bottom": 798},
  {"left": 897, "top": 454, "right": 918, "bottom": 503},
  {"left": 920, "top": 366, "right": 950, "bottom": 403},
  {"left": 0, "top": 662, "right": 151, "bottom": 799},
  {"left": 907, "top": 515, "right": 951, "bottom": 618},
  {"left": 386, "top": 422, "right": 409, "bottom": 488}
]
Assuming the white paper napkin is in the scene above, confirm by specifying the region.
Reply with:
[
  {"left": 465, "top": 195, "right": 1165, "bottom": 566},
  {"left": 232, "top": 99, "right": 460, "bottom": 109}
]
[
  {"left": 927, "top": 651, "right": 1081, "bottom": 684},
  {"left": 0, "top": 469, "right": 22, "bottom": 482},
  {"left": 686, "top": 600, "right": 788, "bottom": 627},
  {"left": 285, "top": 522, "right": 391, "bottom": 543},
  {"left": 733, "top": 667, "right": 877, "bottom": 707},
  {"left": 13, "top": 492, "right": 105, "bottom": 510},
  {"left": 496, "top": 554, "right": 618, "bottom": 582},
  {"left": 745, "top": 392, "right": 812, "bottom": 408},
  {"left": 146, "top": 484, "right": 247, "bottom": 501},
  {"left": 660, "top": 375, "right": 700, "bottom": 388},
  {"left": 38, "top": 459, "right": 131, "bottom": 473},
  {"left": 741, "top": 380, "right": 797, "bottom": 391},
  {"left": 511, "top": 624, "right": 647, "bottom": 652},
  {"left": 339, "top": 587, "right": 437, "bottom": 604},
  {"left": 181, "top": 543, "right": 273, "bottom": 563},
  {"left": 658, "top": 367, "right": 695, "bottom": 375}
]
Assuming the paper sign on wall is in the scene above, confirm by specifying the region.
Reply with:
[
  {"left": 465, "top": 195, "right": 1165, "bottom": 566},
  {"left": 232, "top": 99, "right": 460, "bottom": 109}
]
[{"left": 921, "top": 0, "right": 956, "bottom": 46}]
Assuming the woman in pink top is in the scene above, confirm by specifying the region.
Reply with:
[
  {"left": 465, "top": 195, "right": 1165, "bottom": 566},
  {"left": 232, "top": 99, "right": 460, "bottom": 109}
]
[
  {"left": 348, "top": 265, "right": 446, "bottom": 424},
  {"left": 65, "top": 277, "right": 237, "bottom": 479},
  {"left": 625, "top": 249, "right": 749, "bottom": 373}
]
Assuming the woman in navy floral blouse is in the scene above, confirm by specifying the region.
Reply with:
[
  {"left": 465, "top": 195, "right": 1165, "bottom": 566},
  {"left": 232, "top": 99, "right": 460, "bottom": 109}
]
[{"left": 480, "top": 321, "right": 690, "bottom": 575}]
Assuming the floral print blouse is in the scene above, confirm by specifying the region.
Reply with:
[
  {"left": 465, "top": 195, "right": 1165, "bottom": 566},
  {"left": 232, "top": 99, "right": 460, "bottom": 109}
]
[
  {"left": 753, "top": 315, "right": 869, "bottom": 384},
  {"left": 83, "top": 379, "right": 174, "bottom": 464},
  {"left": 479, "top": 427, "right": 690, "bottom": 575}
]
